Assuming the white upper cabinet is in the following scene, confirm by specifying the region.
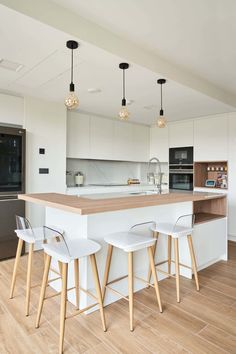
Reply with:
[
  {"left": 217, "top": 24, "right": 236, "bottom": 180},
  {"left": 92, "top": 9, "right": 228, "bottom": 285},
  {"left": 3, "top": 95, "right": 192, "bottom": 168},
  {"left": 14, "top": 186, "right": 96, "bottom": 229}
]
[
  {"left": 132, "top": 124, "right": 150, "bottom": 162},
  {"left": 168, "top": 120, "right": 194, "bottom": 147},
  {"left": 113, "top": 121, "right": 134, "bottom": 161},
  {"left": 67, "top": 112, "right": 150, "bottom": 162},
  {"left": 90, "top": 116, "right": 114, "bottom": 159},
  {"left": 150, "top": 125, "right": 169, "bottom": 162},
  {"left": 67, "top": 112, "right": 90, "bottom": 158},
  {"left": 194, "top": 115, "right": 228, "bottom": 161}
]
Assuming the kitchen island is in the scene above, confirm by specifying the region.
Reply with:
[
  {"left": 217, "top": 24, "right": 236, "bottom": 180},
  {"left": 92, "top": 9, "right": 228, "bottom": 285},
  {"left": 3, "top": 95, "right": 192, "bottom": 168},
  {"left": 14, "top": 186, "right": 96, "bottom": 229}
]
[{"left": 19, "top": 191, "right": 227, "bottom": 311}]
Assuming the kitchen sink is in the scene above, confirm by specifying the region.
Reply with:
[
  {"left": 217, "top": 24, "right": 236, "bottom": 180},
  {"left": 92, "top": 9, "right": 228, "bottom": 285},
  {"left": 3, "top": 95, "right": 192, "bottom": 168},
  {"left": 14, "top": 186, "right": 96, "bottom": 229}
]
[
  {"left": 128, "top": 190, "right": 160, "bottom": 195},
  {"left": 80, "top": 190, "right": 164, "bottom": 199}
]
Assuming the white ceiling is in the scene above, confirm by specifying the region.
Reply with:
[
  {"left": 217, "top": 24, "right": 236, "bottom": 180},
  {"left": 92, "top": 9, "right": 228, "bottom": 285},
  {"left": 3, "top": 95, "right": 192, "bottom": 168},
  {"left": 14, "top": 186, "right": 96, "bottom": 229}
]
[
  {"left": 0, "top": 3, "right": 235, "bottom": 125},
  {"left": 52, "top": 0, "right": 236, "bottom": 96}
]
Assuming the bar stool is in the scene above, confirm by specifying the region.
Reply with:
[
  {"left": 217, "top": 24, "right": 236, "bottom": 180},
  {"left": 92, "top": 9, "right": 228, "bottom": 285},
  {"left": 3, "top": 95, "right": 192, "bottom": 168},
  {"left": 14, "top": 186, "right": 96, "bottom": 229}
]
[
  {"left": 35, "top": 228, "right": 106, "bottom": 354},
  {"left": 9, "top": 215, "right": 62, "bottom": 316},
  {"left": 147, "top": 214, "right": 199, "bottom": 303},
  {"left": 102, "top": 222, "right": 162, "bottom": 332}
]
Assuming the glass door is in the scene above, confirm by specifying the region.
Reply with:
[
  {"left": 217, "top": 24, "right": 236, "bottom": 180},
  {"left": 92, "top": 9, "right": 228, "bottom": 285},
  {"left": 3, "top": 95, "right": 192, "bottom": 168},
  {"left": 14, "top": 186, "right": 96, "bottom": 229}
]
[{"left": 0, "top": 127, "right": 25, "bottom": 194}]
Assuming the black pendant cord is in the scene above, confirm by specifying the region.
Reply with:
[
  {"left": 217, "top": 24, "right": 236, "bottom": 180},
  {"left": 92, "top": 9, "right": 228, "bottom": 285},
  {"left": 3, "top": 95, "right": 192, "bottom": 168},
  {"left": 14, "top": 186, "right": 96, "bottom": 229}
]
[
  {"left": 123, "top": 69, "right": 125, "bottom": 100},
  {"left": 160, "top": 82, "right": 164, "bottom": 116},
  {"left": 160, "top": 83, "right": 163, "bottom": 111},
  {"left": 71, "top": 48, "right": 73, "bottom": 84}
]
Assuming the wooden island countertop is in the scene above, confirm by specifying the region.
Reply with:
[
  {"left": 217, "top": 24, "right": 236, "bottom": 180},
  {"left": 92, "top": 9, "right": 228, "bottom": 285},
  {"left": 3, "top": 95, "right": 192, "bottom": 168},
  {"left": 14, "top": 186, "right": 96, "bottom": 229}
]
[{"left": 18, "top": 191, "right": 227, "bottom": 215}]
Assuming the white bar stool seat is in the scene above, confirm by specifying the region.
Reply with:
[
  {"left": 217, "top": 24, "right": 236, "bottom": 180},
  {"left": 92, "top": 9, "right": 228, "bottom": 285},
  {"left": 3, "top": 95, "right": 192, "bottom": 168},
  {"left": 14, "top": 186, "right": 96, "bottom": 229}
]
[
  {"left": 102, "top": 222, "right": 163, "bottom": 332},
  {"left": 10, "top": 215, "right": 63, "bottom": 317},
  {"left": 15, "top": 226, "right": 63, "bottom": 244},
  {"left": 151, "top": 223, "right": 193, "bottom": 238},
  {"left": 147, "top": 214, "right": 199, "bottom": 303},
  {"left": 104, "top": 231, "right": 157, "bottom": 252},
  {"left": 43, "top": 239, "right": 100, "bottom": 263},
  {"left": 36, "top": 232, "right": 106, "bottom": 354}
]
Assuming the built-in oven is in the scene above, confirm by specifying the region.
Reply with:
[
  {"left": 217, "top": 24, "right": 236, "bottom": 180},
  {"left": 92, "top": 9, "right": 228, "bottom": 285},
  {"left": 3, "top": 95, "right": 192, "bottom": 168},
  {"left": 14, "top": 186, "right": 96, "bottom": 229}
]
[
  {"left": 169, "top": 166, "right": 194, "bottom": 191},
  {"left": 169, "top": 146, "right": 193, "bottom": 165}
]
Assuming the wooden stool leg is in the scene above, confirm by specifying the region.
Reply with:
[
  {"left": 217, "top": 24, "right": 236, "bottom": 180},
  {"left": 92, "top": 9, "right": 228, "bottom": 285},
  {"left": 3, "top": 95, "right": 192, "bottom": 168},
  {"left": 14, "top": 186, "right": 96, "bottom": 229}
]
[
  {"left": 128, "top": 252, "right": 134, "bottom": 331},
  {"left": 58, "top": 261, "right": 62, "bottom": 276},
  {"left": 10, "top": 238, "right": 24, "bottom": 299},
  {"left": 25, "top": 243, "right": 34, "bottom": 316},
  {"left": 102, "top": 245, "right": 113, "bottom": 302},
  {"left": 168, "top": 235, "right": 172, "bottom": 277},
  {"left": 174, "top": 238, "right": 180, "bottom": 303},
  {"left": 90, "top": 254, "right": 107, "bottom": 332},
  {"left": 147, "top": 232, "right": 159, "bottom": 286},
  {"left": 74, "top": 259, "right": 80, "bottom": 309},
  {"left": 148, "top": 246, "right": 162, "bottom": 313},
  {"left": 59, "top": 262, "right": 68, "bottom": 354},
  {"left": 187, "top": 235, "right": 200, "bottom": 291},
  {"left": 35, "top": 254, "right": 51, "bottom": 328}
]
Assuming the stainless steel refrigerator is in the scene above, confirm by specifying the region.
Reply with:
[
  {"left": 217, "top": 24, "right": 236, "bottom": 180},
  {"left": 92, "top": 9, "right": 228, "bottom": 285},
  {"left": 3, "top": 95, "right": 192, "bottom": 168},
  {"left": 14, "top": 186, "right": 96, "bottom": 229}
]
[{"left": 0, "top": 126, "right": 25, "bottom": 260}]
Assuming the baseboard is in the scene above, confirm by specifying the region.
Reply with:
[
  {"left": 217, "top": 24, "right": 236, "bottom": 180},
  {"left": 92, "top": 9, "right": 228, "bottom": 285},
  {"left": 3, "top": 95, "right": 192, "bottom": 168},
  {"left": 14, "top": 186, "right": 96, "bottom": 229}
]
[{"left": 228, "top": 234, "right": 236, "bottom": 242}]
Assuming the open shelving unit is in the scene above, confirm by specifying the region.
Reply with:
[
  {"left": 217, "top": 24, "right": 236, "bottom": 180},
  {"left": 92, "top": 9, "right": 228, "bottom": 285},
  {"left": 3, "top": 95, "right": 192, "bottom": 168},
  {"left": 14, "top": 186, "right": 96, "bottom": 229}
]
[
  {"left": 193, "top": 196, "right": 227, "bottom": 224},
  {"left": 194, "top": 161, "right": 228, "bottom": 190}
]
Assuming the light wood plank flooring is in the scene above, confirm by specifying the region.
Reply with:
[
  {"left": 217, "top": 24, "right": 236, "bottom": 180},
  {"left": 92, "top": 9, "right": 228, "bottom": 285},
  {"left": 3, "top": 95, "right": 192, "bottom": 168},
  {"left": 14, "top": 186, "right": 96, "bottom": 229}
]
[{"left": 0, "top": 242, "right": 235, "bottom": 353}]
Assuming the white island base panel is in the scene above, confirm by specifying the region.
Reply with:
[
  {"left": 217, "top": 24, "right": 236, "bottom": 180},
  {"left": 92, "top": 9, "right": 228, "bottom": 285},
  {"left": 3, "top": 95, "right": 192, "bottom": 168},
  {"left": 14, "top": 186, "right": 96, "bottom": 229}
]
[{"left": 45, "top": 202, "right": 227, "bottom": 313}]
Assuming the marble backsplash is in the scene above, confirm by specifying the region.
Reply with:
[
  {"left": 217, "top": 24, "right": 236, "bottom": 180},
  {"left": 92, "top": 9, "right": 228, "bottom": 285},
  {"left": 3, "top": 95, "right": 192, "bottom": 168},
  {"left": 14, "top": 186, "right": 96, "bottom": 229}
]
[{"left": 67, "top": 159, "right": 168, "bottom": 186}]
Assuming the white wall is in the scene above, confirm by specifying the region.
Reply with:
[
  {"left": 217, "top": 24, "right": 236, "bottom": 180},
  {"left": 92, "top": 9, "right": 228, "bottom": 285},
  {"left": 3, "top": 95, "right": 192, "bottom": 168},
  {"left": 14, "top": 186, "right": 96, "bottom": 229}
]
[
  {"left": 0, "top": 93, "right": 24, "bottom": 126},
  {"left": 24, "top": 97, "right": 67, "bottom": 226}
]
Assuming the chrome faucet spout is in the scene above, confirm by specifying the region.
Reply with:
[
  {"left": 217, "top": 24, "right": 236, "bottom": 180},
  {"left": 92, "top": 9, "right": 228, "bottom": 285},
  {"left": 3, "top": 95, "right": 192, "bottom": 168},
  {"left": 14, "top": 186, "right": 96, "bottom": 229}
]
[{"left": 147, "top": 157, "right": 162, "bottom": 193}]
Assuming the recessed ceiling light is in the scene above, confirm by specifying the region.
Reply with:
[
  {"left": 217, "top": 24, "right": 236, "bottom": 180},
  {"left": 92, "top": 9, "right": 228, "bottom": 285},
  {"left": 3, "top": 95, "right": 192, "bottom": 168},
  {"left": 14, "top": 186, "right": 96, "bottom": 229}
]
[
  {"left": 0, "top": 59, "right": 23, "bottom": 72},
  {"left": 143, "top": 104, "right": 157, "bottom": 110},
  {"left": 87, "top": 88, "right": 102, "bottom": 93}
]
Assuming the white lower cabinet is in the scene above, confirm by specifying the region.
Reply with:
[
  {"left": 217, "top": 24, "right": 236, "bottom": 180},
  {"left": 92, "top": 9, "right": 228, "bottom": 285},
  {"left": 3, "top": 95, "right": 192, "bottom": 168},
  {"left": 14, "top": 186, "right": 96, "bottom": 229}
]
[{"left": 193, "top": 218, "right": 227, "bottom": 267}]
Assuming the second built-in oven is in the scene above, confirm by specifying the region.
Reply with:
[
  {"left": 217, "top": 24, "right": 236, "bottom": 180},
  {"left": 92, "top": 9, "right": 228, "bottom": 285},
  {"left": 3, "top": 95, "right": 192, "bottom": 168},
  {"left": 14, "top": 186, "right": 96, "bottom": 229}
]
[{"left": 169, "top": 166, "right": 193, "bottom": 191}]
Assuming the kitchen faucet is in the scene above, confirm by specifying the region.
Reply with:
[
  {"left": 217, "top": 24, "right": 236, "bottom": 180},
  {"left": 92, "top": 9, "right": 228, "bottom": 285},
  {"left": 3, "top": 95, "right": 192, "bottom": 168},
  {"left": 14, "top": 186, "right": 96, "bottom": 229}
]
[{"left": 147, "top": 157, "right": 163, "bottom": 193}]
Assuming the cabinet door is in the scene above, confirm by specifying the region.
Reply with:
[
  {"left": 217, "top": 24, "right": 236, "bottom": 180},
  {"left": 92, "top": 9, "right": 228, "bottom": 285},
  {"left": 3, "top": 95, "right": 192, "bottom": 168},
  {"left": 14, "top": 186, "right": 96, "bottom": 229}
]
[
  {"left": 150, "top": 125, "right": 168, "bottom": 162},
  {"left": 169, "top": 120, "right": 193, "bottom": 148},
  {"left": 113, "top": 121, "right": 134, "bottom": 161},
  {"left": 132, "top": 124, "right": 150, "bottom": 162},
  {"left": 194, "top": 115, "right": 228, "bottom": 161},
  {"left": 90, "top": 116, "right": 114, "bottom": 159},
  {"left": 67, "top": 112, "right": 90, "bottom": 158},
  {"left": 228, "top": 114, "right": 236, "bottom": 238}
]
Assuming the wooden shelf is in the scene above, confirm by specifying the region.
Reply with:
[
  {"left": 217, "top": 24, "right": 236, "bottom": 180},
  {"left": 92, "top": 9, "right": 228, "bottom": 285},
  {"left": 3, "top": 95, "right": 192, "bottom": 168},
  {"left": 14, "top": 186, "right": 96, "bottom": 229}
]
[
  {"left": 195, "top": 212, "right": 225, "bottom": 225},
  {"left": 194, "top": 161, "right": 228, "bottom": 189}
]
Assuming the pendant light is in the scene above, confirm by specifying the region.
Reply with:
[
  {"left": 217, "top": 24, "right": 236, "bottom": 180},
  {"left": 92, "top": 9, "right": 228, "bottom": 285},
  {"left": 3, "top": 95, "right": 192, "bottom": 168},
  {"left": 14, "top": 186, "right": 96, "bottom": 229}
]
[
  {"left": 65, "top": 40, "right": 79, "bottom": 110},
  {"left": 118, "top": 62, "right": 130, "bottom": 121},
  {"left": 157, "top": 78, "right": 167, "bottom": 128}
]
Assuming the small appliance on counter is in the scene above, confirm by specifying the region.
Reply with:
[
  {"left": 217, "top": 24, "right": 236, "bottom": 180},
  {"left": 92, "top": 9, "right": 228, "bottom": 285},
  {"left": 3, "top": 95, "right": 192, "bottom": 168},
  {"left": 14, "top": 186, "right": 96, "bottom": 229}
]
[
  {"left": 75, "top": 171, "right": 84, "bottom": 186},
  {"left": 66, "top": 171, "right": 75, "bottom": 187},
  {"left": 127, "top": 178, "right": 140, "bottom": 185}
]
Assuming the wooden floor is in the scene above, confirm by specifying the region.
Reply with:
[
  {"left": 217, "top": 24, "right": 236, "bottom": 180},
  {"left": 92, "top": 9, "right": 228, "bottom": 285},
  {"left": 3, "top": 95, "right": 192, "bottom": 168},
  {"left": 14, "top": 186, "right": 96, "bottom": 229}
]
[{"left": 0, "top": 242, "right": 235, "bottom": 354}]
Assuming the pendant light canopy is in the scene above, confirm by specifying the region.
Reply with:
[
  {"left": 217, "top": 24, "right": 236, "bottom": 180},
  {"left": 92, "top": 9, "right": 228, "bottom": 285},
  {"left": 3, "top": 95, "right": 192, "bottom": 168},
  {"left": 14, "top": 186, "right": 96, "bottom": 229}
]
[
  {"left": 118, "top": 62, "right": 130, "bottom": 121},
  {"left": 65, "top": 40, "right": 79, "bottom": 110},
  {"left": 157, "top": 78, "right": 167, "bottom": 128}
]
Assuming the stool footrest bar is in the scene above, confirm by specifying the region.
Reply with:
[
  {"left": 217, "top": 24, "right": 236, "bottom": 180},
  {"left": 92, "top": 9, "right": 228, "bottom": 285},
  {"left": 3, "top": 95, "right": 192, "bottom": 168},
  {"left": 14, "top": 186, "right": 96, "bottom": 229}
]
[
  {"left": 66, "top": 302, "right": 99, "bottom": 320},
  {"left": 106, "top": 285, "right": 129, "bottom": 301}
]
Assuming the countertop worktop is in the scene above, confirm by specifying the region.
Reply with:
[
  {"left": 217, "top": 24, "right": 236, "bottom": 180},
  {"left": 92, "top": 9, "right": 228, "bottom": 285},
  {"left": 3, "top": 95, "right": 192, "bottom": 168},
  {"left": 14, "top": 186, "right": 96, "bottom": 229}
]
[{"left": 18, "top": 191, "right": 226, "bottom": 215}]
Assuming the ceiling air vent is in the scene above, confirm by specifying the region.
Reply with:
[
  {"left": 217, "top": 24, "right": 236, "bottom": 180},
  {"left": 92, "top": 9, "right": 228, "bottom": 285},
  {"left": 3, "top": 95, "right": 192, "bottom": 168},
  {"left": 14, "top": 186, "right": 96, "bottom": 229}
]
[{"left": 0, "top": 59, "right": 23, "bottom": 72}]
